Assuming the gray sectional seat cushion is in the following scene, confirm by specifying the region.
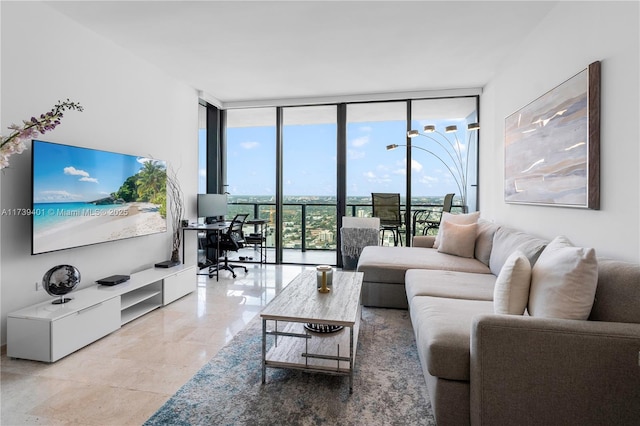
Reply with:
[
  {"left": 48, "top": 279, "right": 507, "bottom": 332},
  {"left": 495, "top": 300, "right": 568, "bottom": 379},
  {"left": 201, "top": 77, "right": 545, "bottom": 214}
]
[
  {"left": 405, "top": 269, "right": 496, "bottom": 302},
  {"left": 357, "top": 246, "right": 491, "bottom": 285},
  {"left": 410, "top": 296, "right": 494, "bottom": 381}
]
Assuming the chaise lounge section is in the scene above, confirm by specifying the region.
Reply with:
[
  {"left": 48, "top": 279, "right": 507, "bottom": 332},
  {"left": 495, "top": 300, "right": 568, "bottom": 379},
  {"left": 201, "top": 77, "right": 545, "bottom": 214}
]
[{"left": 356, "top": 216, "right": 640, "bottom": 425}]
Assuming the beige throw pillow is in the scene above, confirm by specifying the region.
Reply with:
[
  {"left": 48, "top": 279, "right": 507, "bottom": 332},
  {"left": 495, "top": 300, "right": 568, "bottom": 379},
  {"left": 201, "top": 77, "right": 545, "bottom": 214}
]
[
  {"left": 493, "top": 251, "right": 532, "bottom": 315},
  {"left": 433, "top": 211, "right": 480, "bottom": 249},
  {"left": 437, "top": 221, "right": 478, "bottom": 258},
  {"left": 528, "top": 236, "right": 598, "bottom": 320}
]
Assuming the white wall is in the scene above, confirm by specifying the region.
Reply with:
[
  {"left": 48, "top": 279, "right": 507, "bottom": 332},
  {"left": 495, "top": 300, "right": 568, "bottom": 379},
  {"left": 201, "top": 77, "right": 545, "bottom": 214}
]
[
  {"left": 0, "top": 2, "right": 199, "bottom": 344},
  {"left": 480, "top": 1, "right": 639, "bottom": 263}
]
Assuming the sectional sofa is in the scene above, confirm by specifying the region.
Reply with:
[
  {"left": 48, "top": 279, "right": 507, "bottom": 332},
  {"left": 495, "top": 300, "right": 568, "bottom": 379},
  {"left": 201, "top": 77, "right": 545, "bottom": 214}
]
[{"left": 356, "top": 216, "right": 640, "bottom": 425}]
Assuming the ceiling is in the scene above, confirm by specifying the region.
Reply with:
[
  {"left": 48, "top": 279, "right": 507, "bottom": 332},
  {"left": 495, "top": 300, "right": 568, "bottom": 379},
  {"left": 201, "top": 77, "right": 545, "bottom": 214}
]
[{"left": 46, "top": 1, "right": 557, "bottom": 108}]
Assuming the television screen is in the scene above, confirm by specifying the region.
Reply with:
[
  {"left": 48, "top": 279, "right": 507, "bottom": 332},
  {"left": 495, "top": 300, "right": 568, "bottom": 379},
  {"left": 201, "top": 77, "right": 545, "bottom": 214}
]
[{"left": 31, "top": 140, "right": 167, "bottom": 255}]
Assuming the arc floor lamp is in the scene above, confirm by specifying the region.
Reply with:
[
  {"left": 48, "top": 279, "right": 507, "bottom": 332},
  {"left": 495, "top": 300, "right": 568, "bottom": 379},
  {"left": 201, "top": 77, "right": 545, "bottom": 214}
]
[{"left": 387, "top": 122, "right": 479, "bottom": 212}]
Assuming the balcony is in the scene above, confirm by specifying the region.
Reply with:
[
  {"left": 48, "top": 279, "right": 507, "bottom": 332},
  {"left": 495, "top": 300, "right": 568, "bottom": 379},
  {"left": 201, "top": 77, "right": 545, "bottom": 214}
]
[{"left": 225, "top": 199, "right": 458, "bottom": 266}]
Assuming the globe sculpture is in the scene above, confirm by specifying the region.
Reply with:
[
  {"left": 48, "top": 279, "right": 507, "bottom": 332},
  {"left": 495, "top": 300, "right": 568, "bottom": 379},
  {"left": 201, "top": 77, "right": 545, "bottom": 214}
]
[{"left": 42, "top": 265, "right": 81, "bottom": 304}]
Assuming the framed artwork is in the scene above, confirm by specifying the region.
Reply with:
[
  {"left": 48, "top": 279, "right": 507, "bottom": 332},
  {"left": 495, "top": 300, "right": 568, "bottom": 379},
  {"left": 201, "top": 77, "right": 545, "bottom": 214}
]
[{"left": 504, "top": 61, "right": 600, "bottom": 209}]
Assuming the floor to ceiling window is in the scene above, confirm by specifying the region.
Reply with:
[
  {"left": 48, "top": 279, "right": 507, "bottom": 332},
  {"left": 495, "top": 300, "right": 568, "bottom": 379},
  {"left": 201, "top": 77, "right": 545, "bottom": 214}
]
[
  {"left": 204, "top": 95, "right": 479, "bottom": 265},
  {"left": 346, "top": 102, "right": 407, "bottom": 245},
  {"left": 282, "top": 105, "right": 337, "bottom": 264},
  {"left": 225, "top": 107, "right": 277, "bottom": 259},
  {"left": 410, "top": 97, "right": 479, "bottom": 219}
]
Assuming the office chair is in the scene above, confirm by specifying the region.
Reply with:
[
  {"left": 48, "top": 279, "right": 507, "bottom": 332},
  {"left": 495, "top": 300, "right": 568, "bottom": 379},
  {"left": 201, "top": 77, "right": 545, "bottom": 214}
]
[
  {"left": 206, "top": 213, "right": 249, "bottom": 278},
  {"left": 371, "top": 192, "right": 403, "bottom": 246},
  {"left": 412, "top": 193, "right": 455, "bottom": 236}
]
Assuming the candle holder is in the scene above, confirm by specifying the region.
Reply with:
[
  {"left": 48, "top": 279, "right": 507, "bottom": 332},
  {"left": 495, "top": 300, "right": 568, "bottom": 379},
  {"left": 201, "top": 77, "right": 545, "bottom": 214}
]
[
  {"left": 316, "top": 265, "right": 332, "bottom": 293},
  {"left": 306, "top": 265, "right": 342, "bottom": 333}
]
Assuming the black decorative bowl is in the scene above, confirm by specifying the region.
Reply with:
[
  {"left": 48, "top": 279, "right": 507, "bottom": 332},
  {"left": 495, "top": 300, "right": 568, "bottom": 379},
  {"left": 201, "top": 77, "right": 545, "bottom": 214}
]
[
  {"left": 304, "top": 323, "right": 344, "bottom": 333},
  {"left": 42, "top": 265, "right": 81, "bottom": 304}
]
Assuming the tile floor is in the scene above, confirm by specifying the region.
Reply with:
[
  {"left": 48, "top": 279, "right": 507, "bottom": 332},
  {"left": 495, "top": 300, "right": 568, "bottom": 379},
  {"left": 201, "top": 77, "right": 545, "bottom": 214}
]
[{"left": 1, "top": 264, "right": 311, "bottom": 426}]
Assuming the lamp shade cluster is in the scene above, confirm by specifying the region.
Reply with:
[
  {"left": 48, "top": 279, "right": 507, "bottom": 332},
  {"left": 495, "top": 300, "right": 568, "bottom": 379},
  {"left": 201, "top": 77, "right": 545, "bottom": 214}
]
[{"left": 387, "top": 122, "right": 479, "bottom": 210}]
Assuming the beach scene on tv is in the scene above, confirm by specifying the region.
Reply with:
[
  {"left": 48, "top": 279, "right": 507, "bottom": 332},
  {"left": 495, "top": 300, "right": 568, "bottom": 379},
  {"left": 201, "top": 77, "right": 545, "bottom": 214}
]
[{"left": 32, "top": 141, "right": 167, "bottom": 254}]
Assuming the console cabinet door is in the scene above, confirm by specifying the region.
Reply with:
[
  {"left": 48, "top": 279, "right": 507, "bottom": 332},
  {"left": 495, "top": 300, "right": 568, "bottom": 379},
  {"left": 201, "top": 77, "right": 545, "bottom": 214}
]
[
  {"left": 51, "top": 297, "right": 120, "bottom": 362},
  {"left": 7, "top": 317, "right": 52, "bottom": 362},
  {"left": 163, "top": 266, "right": 196, "bottom": 305}
]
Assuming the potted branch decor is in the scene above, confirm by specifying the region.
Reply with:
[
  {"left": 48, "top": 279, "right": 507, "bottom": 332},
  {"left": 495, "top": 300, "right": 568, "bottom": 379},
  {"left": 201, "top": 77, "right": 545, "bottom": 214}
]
[{"left": 156, "top": 166, "right": 184, "bottom": 268}]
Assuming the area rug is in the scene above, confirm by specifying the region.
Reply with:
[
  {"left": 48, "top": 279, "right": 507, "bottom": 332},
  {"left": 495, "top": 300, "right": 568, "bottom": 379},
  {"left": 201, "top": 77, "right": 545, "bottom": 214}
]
[{"left": 144, "top": 307, "right": 435, "bottom": 425}]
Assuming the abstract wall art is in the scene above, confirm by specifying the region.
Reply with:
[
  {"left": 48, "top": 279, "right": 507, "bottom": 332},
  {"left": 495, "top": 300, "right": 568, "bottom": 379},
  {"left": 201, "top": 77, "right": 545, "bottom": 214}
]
[{"left": 504, "top": 61, "right": 600, "bottom": 209}]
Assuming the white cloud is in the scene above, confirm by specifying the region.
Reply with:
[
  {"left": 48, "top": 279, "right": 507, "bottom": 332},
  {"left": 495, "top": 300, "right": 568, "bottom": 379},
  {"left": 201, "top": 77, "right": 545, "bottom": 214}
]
[
  {"left": 63, "top": 166, "right": 89, "bottom": 177},
  {"left": 364, "top": 171, "right": 392, "bottom": 183},
  {"left": 241, "top": 141, "right": 260, "bottom": 149},
  {"left": 79, "top": 177, "right": 99, "bottom": 183},
  {"left": 351, "top": 135, "right": 369, "bottom": 148},
  {"left": 389, "top": 158, "right": 422, "bottom": 173},
  {"left": 418, "top": 175, "right": 439, "bottom": 185},
  {"left": 64, "top": 166, "right": 98, "bottom": 183}
]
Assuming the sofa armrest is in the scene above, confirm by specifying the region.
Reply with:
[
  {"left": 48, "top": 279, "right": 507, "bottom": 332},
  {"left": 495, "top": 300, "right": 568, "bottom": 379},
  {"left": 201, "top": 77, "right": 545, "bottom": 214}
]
[
  {"left": 470, "top": 314, "right": 640, "bottom": 426},
  {"left": 412, "top": 235, "right": 435, "bottom": 248}
]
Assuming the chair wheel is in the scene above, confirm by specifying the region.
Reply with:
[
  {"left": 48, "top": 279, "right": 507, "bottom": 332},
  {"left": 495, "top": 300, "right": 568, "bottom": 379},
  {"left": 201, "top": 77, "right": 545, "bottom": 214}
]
[
  {"left": 208, "top": 274, "right": 214, "bottom": 278},
  {"left": 232, "top": 273, "right": 237, "bottom": 278}
]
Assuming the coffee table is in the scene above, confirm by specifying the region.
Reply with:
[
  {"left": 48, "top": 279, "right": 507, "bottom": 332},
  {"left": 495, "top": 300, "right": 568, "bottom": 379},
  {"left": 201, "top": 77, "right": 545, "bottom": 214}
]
[{"left": 261, "top": 269, "right": 364, "bottom": 393}]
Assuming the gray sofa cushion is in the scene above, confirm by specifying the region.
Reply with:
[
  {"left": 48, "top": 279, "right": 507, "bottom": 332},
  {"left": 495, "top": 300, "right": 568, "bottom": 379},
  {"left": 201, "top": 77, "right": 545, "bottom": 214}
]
[
  {"left": 589, "top": 258, "right": 640, "bottom": 323},
  {"left": 489, "top": 227, "right": 547, "bottom": 275},
  {"left": 358, "top": 246, "right": 491, "bottom": 285},
  {"left": 410, "top": 296, "right": 494, "bottom": 380},
  {"left": 475, "top": 219, "right": 500, "bottom": 266},
  {"left": 406, "top": 269, "right": 496, "bottom": 302}
]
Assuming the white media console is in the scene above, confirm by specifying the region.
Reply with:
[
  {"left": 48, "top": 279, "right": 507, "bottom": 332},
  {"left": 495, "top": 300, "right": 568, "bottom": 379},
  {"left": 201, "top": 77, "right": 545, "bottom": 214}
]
[{"left": 7, "top": 264, "right": 196, "bottom": 362}]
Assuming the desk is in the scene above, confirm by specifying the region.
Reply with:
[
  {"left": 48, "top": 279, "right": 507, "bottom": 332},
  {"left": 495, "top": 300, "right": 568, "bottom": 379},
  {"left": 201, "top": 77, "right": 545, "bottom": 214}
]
[{"left": 182, "top": 222, "right": 229, "bottom": 281}]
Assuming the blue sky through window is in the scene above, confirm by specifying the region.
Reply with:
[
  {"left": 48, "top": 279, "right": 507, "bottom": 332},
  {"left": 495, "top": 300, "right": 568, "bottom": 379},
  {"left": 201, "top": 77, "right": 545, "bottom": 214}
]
[{"left": 224, "top": 117, "right": 473, "bottom": 200}]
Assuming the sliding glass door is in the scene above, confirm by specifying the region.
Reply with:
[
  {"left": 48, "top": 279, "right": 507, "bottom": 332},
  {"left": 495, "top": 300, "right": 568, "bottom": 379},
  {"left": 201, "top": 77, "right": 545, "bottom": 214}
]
[
  {"left": 282, "top": 105, "right": 337, "bottom": 264},
  {"left": 346, "top": 102, "right": 407, "bottom": 245},
  {"left": 225, "top": 107, "right": 277, "bottom": 261},
  {"left": 410, "top": 98, "right": 479, "bottom": 218}
]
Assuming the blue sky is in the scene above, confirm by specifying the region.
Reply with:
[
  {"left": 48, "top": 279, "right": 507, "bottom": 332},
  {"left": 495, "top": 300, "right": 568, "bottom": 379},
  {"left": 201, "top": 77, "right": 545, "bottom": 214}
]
[
  {"left": 32, "top": 140, "right": 149, "bottom": 203},
  {"left": 220, "top": 118, "right": 474, "bottom": 199}
]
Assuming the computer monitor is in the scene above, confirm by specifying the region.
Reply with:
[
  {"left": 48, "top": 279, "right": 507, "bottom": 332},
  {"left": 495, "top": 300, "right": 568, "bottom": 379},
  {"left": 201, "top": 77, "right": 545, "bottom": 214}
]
[{"left": 197, "top": 194, "right": 228, "bottom": 224}]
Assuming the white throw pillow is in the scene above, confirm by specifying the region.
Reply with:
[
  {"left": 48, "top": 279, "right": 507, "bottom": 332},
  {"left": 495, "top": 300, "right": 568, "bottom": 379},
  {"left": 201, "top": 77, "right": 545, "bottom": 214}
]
[
  {"left": 493, "top": 251, "right": 531, "bottom": 315},
  {"left": 528, "top": 236, "right": 598, "bottom": 320},
  {"left": 433, "top": 211, "right": 480, "bottom": 249},
  {"left": 437, "top": 221, "right": 478, "bottom": 258}
]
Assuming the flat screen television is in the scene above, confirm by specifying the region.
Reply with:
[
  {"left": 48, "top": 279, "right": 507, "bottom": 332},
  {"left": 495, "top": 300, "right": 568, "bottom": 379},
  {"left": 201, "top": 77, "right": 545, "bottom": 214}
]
[
  {"left": 197, "top": 193, "right": 228, "bottom": 223},
  {"left": 31, "top": 140, "right": 167, "bottom": 255}
]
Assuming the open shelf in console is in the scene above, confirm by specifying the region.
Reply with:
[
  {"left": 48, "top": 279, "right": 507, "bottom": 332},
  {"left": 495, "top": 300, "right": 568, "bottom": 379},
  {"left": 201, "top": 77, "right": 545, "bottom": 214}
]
[{"left": 120, "top": 281, "right": 163, "bottom": 325}]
